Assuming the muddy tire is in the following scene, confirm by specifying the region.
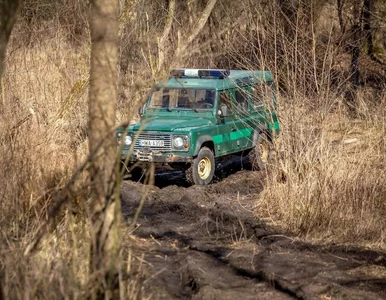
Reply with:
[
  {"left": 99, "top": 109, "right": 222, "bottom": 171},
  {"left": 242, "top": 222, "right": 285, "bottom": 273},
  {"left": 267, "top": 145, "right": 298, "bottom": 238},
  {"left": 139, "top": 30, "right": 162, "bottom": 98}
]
[
  {"left": 186, "top": 147, "right": 215, "bottom": 185},
  {"left": 248, "top": 133, "right": 272, "bottom": 171}
]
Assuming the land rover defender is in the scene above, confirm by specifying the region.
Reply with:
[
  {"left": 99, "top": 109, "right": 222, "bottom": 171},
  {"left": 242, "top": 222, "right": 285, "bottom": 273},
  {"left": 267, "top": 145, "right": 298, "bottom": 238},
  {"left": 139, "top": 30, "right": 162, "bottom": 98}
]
[{"left": 117, "top": 69, "right": 280, "bottom": 185}]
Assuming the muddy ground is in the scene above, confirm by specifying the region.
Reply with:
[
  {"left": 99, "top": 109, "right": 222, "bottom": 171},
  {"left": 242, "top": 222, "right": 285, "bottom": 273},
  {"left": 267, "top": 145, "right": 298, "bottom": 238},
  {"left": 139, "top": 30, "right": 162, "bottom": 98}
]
[{"left": 120, "top": 159, "right": 386, "bottom": 299}]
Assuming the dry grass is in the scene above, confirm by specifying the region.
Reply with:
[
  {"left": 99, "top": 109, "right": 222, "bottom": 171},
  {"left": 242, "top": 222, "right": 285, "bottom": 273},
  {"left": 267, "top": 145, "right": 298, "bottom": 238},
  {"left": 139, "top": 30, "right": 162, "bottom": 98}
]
[
  {"left": 1, "top": 1, "right": 386, "bottom": 297},
  {"left": 1, "top": 215, "right": 89, "bottom": 299},
  {"left": 0, "top": 22, "right": 151, "bottom": 297},
  {"left": 0, "top": 31, "right": 88, "bottom": 299},
  {"left": 1, "top": 215, "right": 147, "bottom": 299},
  {"left": 0, "top": 33, "right": 88, "bottom": 227},
  {"left": 258, "top": 95, "right": 386, "bottom": 247}
]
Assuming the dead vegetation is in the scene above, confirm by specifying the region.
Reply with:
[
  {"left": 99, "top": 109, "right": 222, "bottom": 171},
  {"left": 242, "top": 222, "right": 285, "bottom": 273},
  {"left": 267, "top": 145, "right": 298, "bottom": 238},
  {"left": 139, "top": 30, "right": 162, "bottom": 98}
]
[
  {"left": 1, "top": 0, "right": 386, "bottom": 298},
  {"left": 259, "top": 100, "right": 386, "bottom": 246}
]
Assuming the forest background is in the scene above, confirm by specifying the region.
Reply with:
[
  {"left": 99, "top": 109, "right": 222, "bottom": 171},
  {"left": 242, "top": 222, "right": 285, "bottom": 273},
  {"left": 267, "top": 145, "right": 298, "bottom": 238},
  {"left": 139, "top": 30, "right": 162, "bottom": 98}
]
[{"left": 0, "top": 0, "right": 386, "bottom": 298}]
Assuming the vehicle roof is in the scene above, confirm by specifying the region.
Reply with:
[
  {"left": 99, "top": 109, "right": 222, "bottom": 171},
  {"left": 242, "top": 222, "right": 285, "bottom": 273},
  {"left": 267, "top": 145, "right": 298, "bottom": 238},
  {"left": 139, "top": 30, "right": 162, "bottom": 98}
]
[{"left": 155, "top": 70, "right": 273, "bottom": 90}]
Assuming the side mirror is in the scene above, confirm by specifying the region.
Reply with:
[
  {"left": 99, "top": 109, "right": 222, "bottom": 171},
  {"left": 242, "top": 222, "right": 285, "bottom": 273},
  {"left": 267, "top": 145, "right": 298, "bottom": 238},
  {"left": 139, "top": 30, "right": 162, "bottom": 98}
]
[{"left": 138, "top": 106, "right": 144, "bottom": 116}]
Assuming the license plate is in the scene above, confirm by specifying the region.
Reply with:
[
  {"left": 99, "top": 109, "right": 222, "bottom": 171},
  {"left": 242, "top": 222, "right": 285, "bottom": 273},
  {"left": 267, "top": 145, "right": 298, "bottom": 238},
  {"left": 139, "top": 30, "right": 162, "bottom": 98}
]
[{"left": 139, "top": 140, "right": 164, "bottom": 147}]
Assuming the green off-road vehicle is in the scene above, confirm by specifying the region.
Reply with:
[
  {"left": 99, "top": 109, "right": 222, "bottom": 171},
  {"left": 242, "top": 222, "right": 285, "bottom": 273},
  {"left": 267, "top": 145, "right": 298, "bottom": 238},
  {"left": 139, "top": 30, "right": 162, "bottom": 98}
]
[{"left": 117, "top": 69, "right": 280, "bottom": 185}]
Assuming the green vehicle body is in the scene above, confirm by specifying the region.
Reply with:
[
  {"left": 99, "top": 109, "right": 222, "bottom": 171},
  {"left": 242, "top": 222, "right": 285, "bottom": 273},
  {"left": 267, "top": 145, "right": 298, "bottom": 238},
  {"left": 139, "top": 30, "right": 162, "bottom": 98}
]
[{"left": 117, "top": 69, "right": 280, "bottom": 184}]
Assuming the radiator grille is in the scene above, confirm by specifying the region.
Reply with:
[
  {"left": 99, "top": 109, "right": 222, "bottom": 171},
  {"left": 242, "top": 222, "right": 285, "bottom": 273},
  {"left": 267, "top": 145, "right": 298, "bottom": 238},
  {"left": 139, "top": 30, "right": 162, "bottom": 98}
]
[{"left": 133, "top": 133, "right": 172, "bottom": 152}]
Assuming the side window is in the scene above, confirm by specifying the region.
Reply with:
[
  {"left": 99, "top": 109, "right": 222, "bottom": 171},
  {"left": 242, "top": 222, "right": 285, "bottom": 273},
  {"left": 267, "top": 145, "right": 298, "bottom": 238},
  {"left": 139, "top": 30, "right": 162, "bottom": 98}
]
[
  {"left": 251, "top": 83, "right": 274, "bottom": 109},
  {"left": 219, "top": 92, "right": 233, "bottom": 115},
  {"left": 266, "top": 83, "right": 275, "bottom": 111},
  {"left": 235, "top": 87, "right": 249, "bottom": 113},
  {"left": 251, "top": 85, "right": 263, "bottom": 108}
]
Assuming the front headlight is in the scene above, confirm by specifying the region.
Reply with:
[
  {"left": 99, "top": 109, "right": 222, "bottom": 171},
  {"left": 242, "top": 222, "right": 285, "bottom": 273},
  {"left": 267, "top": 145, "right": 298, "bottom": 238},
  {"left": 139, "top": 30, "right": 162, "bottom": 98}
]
[
  {"left": 172, "top": 135, "right": 189, "bottom": 151},
  {"left": 173, "top": 137, "right": 184, "bottom": 148},
  {"left": 124, "top": 135, "right": 132, "bottom": 146}
]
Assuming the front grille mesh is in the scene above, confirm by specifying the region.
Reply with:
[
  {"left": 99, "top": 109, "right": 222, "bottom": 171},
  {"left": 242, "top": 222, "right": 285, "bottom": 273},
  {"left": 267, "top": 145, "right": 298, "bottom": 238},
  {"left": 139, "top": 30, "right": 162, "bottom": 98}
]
[{"left": 133, "top": 133, "right": 172, "bottom": 152}]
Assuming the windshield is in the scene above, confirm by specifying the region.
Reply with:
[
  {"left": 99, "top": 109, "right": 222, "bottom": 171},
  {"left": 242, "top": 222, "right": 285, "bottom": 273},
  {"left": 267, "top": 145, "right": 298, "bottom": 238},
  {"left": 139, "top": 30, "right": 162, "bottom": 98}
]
[{"left": 148, "top": 88, "right": 216, "bottom": 111}]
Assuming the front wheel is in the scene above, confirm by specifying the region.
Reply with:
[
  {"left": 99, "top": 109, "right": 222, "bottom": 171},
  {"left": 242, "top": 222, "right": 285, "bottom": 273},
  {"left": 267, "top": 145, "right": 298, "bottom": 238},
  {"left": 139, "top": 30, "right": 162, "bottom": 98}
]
[{"left": 186, "top": 147, "right": 215, "bottom": 185}]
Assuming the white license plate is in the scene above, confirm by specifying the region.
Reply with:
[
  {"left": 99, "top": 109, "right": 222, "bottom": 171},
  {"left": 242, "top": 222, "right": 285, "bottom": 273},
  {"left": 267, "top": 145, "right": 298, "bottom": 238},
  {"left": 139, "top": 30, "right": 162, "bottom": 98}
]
[{"left": 139, "top": 140, "right": 164, "bottom": 147}]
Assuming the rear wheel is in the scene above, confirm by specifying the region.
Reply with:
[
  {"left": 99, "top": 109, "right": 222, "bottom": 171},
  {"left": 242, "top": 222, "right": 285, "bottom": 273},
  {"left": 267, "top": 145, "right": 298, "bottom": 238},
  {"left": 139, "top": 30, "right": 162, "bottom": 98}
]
[
  {"left": 248, "top": 133, "right": 272, "bottom": 171},
  {"left": 186, "top": 147, "right": 215, "bottom": 185}
]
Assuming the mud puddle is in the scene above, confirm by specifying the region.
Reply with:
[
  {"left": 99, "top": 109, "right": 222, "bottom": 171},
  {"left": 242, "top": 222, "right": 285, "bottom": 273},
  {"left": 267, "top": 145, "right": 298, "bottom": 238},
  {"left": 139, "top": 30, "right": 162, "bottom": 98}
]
[{"left": 120, "top": 160, "right": 386, "bottom": 299}]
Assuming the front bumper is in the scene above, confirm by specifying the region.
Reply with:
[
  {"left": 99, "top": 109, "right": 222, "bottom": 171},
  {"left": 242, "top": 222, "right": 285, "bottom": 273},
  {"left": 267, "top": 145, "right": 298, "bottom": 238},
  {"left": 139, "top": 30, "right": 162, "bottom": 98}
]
[{"left": 121, "top": 149, "right": 193, "bottom": 163}]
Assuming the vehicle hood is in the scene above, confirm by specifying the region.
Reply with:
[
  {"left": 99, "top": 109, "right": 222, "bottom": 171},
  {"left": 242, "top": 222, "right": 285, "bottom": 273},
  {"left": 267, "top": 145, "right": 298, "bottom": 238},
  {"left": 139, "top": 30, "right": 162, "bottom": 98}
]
[{"left": 130, "top": 117, "right": 213, "bottom": 132}]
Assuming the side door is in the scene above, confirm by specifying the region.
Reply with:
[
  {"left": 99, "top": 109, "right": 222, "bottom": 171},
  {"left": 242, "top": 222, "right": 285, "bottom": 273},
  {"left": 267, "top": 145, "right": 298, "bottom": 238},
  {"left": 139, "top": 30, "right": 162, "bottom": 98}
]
[
  {"left": 232, "top": 85, "right": 254, "bottom": 151},
  {"left": 214, "top": 90, "right": 237, "bottom": 156}
]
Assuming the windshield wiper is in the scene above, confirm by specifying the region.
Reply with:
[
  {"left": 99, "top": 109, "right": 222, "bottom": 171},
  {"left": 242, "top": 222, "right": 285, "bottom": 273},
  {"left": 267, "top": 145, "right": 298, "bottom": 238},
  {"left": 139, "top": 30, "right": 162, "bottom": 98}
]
[{"left": 187, "top": 103, "right": 198, "bottom": 113}]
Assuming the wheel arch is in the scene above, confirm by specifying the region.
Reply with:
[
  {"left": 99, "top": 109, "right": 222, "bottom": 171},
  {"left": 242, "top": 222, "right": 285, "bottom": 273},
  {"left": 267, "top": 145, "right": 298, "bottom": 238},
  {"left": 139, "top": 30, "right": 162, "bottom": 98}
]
[
  {"left": 252, "top": 125, "right": 273, "bottom": 145},
  {"left": 193, "top": 135, "right": 215, "bottom": 156}
]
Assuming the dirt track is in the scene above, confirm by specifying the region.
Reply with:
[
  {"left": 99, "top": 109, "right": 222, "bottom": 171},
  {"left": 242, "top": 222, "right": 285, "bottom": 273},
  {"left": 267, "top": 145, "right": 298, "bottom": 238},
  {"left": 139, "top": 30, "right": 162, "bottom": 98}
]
[{"left": 120, "top": 160, "right": 386, "bottom": 299}]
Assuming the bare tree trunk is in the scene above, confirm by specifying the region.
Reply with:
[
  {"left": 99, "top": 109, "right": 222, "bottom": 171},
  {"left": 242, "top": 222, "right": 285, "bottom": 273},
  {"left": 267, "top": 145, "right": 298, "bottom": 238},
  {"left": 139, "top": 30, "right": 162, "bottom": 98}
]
[
  {"left": 0, "top": 0, "right": 22, "bottom": 108},
  {"left": 346, "top": 0, "right": 361, "bottom": 114},
  {"left": 157, "top": 0, "right": 175, "bottom": 71},
  {"left": 88, "top": 0, "right": 121, "bottom": 298},
  {"left": 337, "top": 0, "right": 345, "bottom": 34},
  {"left": 363, "top": 0, "right": 374, "bottom": 58},
  {"left": 350, "top": 0, "right": 361, "bottom": 88},
  {"left": 0, "top": 0, "right": 20, "bottom": 295}
]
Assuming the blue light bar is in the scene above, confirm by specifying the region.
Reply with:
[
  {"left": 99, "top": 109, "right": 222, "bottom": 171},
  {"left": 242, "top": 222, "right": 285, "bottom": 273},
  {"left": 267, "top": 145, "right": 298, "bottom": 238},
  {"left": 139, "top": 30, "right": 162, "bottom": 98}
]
[{"left": 170, "top": 69, "right": 230, "bottom": 79}]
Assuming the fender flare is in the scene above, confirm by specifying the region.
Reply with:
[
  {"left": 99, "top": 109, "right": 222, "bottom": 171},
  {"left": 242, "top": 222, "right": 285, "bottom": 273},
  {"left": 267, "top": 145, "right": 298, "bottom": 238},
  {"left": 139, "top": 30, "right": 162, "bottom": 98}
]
[
  {"left": 252, "top": 125, "right": 272, "bottom": 146},
  {"left": 193, "top": 135, "right": 214, "bottom": 156}
]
